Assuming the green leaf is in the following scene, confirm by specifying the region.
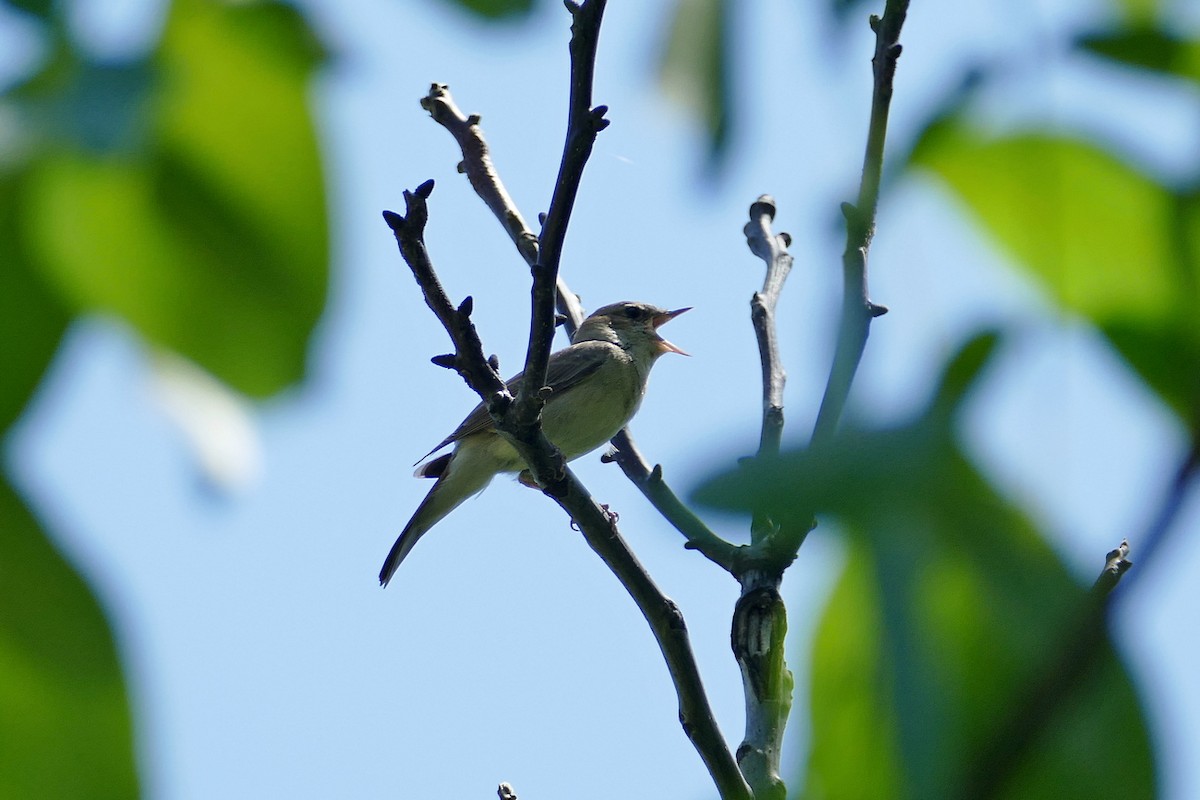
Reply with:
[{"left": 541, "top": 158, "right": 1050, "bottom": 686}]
[
  {"left": 0, "top": 170, "right": 69, "bottom": 434},
  {"left": 912, "top": 125, "right": 1176, "bottom": 322},
  {"left": 0, "top": 478, "right": 138, "bottom": 799},
  {"left": 695, "top": 335, "right": 1156, "bottom": 800},
  {"left": 1, "top": 0, "right": 54, "bottom": 19},
  {"left": 658, "top": 0, "right": 730, "bottom": 168},
  {"left": 1103, "top": 318, "right": 1200, "bottom": 425},
  {"left": 21, "top": 0, "right": 329, "bottom": 398},
  {"left": 1078, "top": 27, "right": 1200, "bottom": 83}
]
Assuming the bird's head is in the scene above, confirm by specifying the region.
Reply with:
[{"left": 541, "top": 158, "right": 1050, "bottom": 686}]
[{"left": 573, "top": 301, "right": 690, "bottom": 359}]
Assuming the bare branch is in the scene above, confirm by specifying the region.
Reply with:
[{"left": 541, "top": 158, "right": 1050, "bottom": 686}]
[
  {"left": 743, "top": 195, "right": 794, "bottom": 546},
  {"left": 420, "top": 83, "right": 541, "bottom": 266},
  {"left": 810, "top": 2, "right": 908, "bottom": 448},
  {"left": 514, "top": 0, "right": 610, "bottom": 440},
  {"left": 602, "top": 439, "right": 741, "bottom": 572}
]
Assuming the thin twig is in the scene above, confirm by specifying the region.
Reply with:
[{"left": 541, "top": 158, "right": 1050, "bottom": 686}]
[
  {"left": 809, "top": 3, "right": 906, "bottom": 447},
  {"left": 602, "top": 439, "right": 740, "bottom": 571},
  {"left": 743, "top": 195, "right": 794, "bottom": 545},
  {"left": 420, "top": 83, "right": 586, "bottom": 327},
  {"left": 775, "top": 1, "right": 908, "bottom": 561}
]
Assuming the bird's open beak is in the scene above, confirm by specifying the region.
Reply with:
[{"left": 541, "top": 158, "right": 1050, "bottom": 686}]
[{"left": 651, "top": 307, "right": 691, "bottom": 355}]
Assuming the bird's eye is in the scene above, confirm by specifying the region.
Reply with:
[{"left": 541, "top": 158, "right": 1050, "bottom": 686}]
[{"left": 623, "top": 306, "right": 644, "bottom": 320}]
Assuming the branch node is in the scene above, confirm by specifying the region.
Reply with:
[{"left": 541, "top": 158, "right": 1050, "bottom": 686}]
[
  {"left": 650, "top": 463, "right": 664, "bottom": 482},
  {"left": 458, "top": 295, "right": 474, "bottom": 317},
  {"left": 487, "top": 354, "right": 501, "bottom": 372},
  {"left": 600, "top": 448, "right": 617, "bottom": 464},
  {"left": 554, "top": 313, "right": 569, "bottom": 327},
  {"left": 780, "top": 232, "right": 792, "bottom": 248},
  {"left": 430, "top": 353, "right": 456, "bottom": 369},
  {"left": 869, "top": 13, "right": 881, "bottom": 31},
  {"left": 415, "top": 178, "right": 435, "bottom": 199},
  {"left": 467, "top": 113, "right": 482, "bottom": 126},
  {"left": 869, "top": 302, "right": 889, "bottom": 318},
  {"left": 749, "top": 195, "right": 776, "bottom": 221}
]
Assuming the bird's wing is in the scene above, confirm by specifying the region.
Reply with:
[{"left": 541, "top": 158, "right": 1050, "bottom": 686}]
[{"left": 412, "top": 341, "right": 613, "bottom": 464}]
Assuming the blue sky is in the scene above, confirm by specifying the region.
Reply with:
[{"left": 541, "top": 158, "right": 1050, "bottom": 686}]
[{"left": 5, "top": 0, "right": 1200, "bottom": 797}]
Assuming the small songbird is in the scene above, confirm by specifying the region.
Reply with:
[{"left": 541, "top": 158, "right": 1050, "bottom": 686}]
[{"left": 379, "top": 301, "right": 689, "bottom": 586}]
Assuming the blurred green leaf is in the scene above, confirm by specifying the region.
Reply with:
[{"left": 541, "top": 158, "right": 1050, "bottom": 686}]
[
  {"left": 658, "top": 0, "right": 730, "bottom": 168},
  {"left": 20, "top": 0, "right": 329, "bottom": 398},
  {"left": 0, "top": 478, "right": 138, "bottom": 799},
  {"left": 1103, "top": 318, "right": 1200, "bottom": 425},
  {"left": 1078, "top": 27, "right": 1200, "bottom": 82},
  {"left": 911, "top": 119, "right": 1200, "bottom": 425},
  {"left": 1, "top": 0, "right": 53, "bottom": 19},
  {"left": 0, "top": 170, "right": 69, "bottom": 434},
  {"left": 912, "top": 124, "right": 1176, "bottom": 321},
  {"left": 436, "top": 0, "right": 535, "bottom": 18},
  {"left": 695, "top": 334, "right": 1156, "bottom": 800}
]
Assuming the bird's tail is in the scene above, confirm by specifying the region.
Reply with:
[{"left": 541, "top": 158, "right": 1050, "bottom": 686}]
[{"left": 379, "top": 454, "right": 493, "bottom": 587}]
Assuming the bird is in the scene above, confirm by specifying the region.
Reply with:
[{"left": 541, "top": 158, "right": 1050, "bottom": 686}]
[{"left": 379, "top": 301, "right": 689, "bottom": 586}]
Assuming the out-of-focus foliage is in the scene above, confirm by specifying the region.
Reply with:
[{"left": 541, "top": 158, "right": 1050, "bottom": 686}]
[
  {"left": 0, "top": 0, "right": 329, "bottom": 795},
  {"left": 696, "top": 336, "right": 1157, "bottom": 799},
  {"left": 0, "top": 479, "right": 138, "bottom": 800},
  {"left": 909, "top": 18, "right": 1200, "bottom": 428},
  {"left": 658, "top": 0, "right": 730, "bottom": 168}
]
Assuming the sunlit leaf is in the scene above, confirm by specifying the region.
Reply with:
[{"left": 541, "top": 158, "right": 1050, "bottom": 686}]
[
  {"left": 1078, "top": 27, "right": 1200, "bottom": 82},
  {"left": 695, "top": 334, "right": 1156, "bottom": 800},
  {"left": 0, "top": 478, "right": 138, "bottom": 799},
  {"left": 911, "top": 124, "right": 1176, "bottom": 322},
  {"left": 21, "top": 0, "right": 329, "bottom": 398},
  {"left": 658, "top": 0, "right": 730, "bottom": 168}
]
